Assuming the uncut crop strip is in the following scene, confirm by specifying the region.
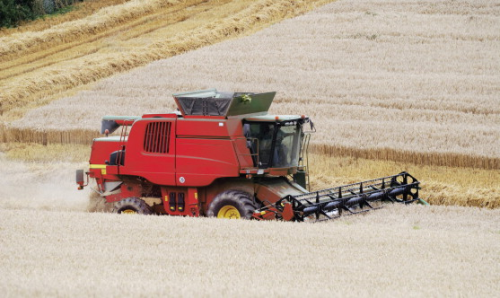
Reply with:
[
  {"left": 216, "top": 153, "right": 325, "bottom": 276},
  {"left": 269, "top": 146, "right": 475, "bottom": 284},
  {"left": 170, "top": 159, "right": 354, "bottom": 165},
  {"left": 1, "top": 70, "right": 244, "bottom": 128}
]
[
  {"left": 306, "top": 153, "right": 500, "bottom": 208},
  {"left": 310, "top": 143, "right": 500, "bottom": 170},
  {"left": 1, "top": 126, "right": 99, "bottom": 146},
  {"left": 0, "top": 0, "right": 334, "bottom": 120}
]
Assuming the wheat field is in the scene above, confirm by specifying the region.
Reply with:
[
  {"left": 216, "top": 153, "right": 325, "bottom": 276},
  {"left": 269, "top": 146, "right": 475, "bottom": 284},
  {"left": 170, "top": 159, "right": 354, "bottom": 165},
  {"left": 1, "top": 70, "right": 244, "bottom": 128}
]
[
  {"left": 3, "top": 0, "right": 498, "bottom": 207},
  {"left": 7, "top": 0, "right": 499, "bottom": 166},
  {"left": 1, "top": 195, "right": 499, "bottom": 297},
  {"left": 0, "top": 149, "right": 498, "bottom": 297},
  {"left": 1, "top": 0, "right": 500, "bottom": 296}
]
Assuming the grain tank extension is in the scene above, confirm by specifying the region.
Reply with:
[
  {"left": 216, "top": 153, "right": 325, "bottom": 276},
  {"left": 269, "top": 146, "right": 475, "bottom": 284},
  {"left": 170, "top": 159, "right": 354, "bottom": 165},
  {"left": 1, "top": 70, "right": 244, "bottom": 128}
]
[{"left": 76, "top": 89, "right": 425, "bottom": 221}]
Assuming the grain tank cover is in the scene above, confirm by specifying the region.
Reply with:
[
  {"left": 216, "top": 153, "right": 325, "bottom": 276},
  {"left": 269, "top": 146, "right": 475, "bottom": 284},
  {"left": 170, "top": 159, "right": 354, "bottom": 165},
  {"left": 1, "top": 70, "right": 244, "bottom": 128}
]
[{"left": 173, "top": 89, "right": 275, "bottom": 117}]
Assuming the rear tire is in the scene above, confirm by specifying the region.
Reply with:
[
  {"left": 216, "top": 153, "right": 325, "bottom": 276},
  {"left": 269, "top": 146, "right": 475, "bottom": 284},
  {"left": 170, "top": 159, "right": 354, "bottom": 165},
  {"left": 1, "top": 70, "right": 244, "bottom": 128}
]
[
  {"left": 113, "top": 197, "right": 152, "bottom": 215},
  {"left": 207, "top": 190, "right": 259, "bottom": 219}
]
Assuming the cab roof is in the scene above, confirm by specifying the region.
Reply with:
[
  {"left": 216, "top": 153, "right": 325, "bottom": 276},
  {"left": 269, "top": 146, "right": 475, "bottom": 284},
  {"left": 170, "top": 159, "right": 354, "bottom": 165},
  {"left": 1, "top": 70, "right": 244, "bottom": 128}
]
[{"left": 244, "top": 115, "right": 307, "bottom": 122}]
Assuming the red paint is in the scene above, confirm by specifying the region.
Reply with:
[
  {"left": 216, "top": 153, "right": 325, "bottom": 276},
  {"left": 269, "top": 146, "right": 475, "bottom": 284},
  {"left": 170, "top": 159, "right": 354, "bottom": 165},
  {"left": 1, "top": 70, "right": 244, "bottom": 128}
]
[{"left": 79, "top": 91, "right": 310, "bottom": 218}]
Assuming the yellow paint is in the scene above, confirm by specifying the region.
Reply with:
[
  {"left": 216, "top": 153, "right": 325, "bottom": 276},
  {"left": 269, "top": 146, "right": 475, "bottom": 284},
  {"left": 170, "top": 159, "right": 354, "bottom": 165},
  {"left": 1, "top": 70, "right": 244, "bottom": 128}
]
[
  {"left": 194, "top": 192, "right": 198, "bottom": 201},
  {"left": 217, "top": 205, "right": 241, "bottom": 219},
  {"left": 89, "top": 164, "right": 107, "bottom": 175},
  {"left": 164, "top": 195, "right": 168, "bottom": 202},
  {"left": 89, "top": 164, "right": 106, "bottom": 169}
]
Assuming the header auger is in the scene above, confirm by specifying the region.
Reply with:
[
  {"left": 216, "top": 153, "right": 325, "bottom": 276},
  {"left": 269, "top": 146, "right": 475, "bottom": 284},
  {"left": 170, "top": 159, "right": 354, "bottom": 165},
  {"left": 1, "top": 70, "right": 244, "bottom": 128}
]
[{"left": 76, "top": 89, "right": 426, "bottom": 221}]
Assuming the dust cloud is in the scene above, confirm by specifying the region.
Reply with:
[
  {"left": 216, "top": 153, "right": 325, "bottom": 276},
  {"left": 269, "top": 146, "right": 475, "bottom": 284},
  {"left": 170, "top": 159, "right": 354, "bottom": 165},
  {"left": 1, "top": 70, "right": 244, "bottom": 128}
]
[{"left": 0, "top": 154, "right": 89, "bottom": 212}]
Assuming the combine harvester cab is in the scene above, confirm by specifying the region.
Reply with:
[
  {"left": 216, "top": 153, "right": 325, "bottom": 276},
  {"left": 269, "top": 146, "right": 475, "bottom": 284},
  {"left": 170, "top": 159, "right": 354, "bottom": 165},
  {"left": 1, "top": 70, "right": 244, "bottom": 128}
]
[{"left": 76, "top": 89, "right": 425, "bottom": 221}]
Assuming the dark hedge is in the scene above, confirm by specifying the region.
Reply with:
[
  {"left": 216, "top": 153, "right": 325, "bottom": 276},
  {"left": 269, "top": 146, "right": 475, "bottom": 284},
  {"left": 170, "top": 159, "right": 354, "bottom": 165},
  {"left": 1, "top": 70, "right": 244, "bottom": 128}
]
[{"left": 0, "top": 0, "right": 82, "bottom": 28}]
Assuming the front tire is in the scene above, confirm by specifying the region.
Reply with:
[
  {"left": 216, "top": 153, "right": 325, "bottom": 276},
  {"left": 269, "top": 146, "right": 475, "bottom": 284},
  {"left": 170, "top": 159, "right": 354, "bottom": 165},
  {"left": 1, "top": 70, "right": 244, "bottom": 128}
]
[
  {"left": 207, "top": 190, "right": 259, "bottom": 219},
  {"left": 113, "top": 197, "right": 152, "bottom": 215}
]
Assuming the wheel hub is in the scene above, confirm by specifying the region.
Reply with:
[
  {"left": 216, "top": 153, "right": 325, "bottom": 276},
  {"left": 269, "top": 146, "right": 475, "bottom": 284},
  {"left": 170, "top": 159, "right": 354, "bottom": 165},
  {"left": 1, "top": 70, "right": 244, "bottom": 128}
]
[
  {"left": 217, "top": 205, "right": 241, "bottom": 219},
  {"left": 121, "top": 209, "right": 137, "bottom": 214}
]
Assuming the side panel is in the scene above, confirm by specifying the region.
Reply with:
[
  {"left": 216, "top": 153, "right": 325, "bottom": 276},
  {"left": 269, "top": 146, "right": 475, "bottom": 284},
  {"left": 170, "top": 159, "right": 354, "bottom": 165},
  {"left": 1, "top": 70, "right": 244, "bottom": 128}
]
[
  {"left": 120, "top": 118, "right": 176, "bottom": 185},
  {"left": 105, "top": 182, "right": 142, "bottom": 203},
  {"left": 88, "top": 138, "right": 123, "bottom": 194},
  {"left": 232, "top": 137, "right": 255, "bottom": 169},
  {"left": 89, "top": 137, "right": 123, "bottom": 165},
  {"left": 177, "top": 117, "right": 254, "bottom": 170},
  {"left": 176, "top": 138, "right": 240, "bottom": 187},
  {"left": 227, "top": 117, "right": 254, "bottom": 169},
  {"left": 177, "top": 118, "right": 229, "bottom": 138}
]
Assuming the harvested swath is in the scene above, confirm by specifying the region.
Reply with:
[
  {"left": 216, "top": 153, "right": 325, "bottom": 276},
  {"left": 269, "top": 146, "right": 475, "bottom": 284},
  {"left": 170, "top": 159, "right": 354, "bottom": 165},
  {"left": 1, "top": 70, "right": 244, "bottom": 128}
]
[
  {"left": 0, "top": 206, "right": 499, "bottom": 296},
  {"left": 0, "top": 0, "right": 183, "bottom": 58},
  {"left": 0, "top": 0, "right": 332, "bottom": 120},
  {"left": 9, "top": 0, "right": 499, "bottom": 169}
]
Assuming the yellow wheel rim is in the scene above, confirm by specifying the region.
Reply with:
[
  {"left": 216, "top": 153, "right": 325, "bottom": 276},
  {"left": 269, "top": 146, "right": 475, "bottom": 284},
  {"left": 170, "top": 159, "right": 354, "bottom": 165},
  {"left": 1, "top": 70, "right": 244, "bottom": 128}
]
[
  {"left": 121, "top": 209, "right": 137, "bottom": 214},
  {"left": 217, "top": 205, "right": 241, "bottom": 219}
]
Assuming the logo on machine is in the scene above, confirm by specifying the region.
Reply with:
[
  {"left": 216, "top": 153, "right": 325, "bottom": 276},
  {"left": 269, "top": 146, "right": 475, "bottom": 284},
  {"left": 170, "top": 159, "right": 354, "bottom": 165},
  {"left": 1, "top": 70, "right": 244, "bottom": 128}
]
[{"left": 179, "top": 177, "right": 186, "bottom": 184}]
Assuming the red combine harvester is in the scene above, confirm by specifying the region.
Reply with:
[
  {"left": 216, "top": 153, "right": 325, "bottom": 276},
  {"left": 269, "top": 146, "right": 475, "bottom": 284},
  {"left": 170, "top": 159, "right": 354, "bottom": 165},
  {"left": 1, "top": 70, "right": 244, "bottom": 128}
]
[{"left": 77, "top": 89, "right": 425, "bottom": 221}]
